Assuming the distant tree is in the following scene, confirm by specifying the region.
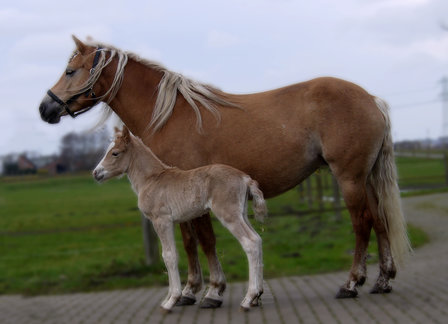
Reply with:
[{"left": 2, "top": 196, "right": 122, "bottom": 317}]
[{"left": 59, "top": 128, "right": 110, "bottom": 172}]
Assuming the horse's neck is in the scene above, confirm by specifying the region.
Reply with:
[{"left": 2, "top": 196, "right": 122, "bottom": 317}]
[
  {"left": 108, "top": 59, "right": 163, "bottom": 138},
  {"left": 126, "top": 137, "right": 168, "bottom": 193}
]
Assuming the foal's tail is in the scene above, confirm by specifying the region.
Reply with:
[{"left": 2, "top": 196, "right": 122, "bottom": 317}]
[
  {"left": 247, "top": 179, "right": 268, "bottom": 223},
  {"left": 370, "top": 97, "right": 412, "bottom": 267}
]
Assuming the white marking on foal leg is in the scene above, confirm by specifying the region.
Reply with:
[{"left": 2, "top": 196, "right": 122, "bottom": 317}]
[
  {"left": 152, "top": 219, "right": 182, "bottom": 311},
  {"left": 214, "top": 209, "right": 263, "bottom": 311}
]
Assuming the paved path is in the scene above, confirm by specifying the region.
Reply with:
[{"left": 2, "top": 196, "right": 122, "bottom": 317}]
[{"left": 1, "top": 193, "right": 447, "bottom": 324}]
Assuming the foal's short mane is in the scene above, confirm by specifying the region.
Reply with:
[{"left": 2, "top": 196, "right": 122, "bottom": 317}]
[{"left": 80, "top": 40, "right": 236, "bottom": 132}]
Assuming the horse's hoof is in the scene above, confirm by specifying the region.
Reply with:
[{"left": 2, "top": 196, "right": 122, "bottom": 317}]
[
  {"left": 160, "top": 306, "right": 172, "bottom": 315},
  {"left": 370, "top": 284, "right": 392, "bottom": 294},
  {"left": 240, "top": 305, "right": 250, "bottom": 312},
  {"left": 250, "top": 292, "right": 263, "bottom": 307},
  {"left": 200, "top": 298, "right": 223, "bottom": 309},
  {"left": 250, "top": 298, "right": 261, "bottom": 307},
  {"left": 336, "top": 287, "right": 358, "bottom": 299},
  {"left": 175, "top": 296, "right": 196, "bottom": 306}
]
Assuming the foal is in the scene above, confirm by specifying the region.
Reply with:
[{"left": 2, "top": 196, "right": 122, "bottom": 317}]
[{"left": 93, "top": 127, "right": 267, "bottom": 312}]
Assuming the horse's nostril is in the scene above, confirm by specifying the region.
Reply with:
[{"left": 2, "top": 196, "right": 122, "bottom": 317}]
[{"left": 39, "top": 103, "right": 46, "bottom": 115}]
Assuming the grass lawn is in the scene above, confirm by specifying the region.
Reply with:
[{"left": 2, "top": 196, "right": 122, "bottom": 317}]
[
  {"left": 396, "top": 156, "right": 447, "bottom": 189},
  {"left": 0, "top": 165, "right": 429, "bottom": 295}
]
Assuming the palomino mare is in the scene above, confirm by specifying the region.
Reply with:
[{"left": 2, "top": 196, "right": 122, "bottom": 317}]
[
  {"left": 93, "top": 126, "right": 266, "bottom": 312},
  {"left": 39, "top": 36, "right": 411, "bottom": 305}
]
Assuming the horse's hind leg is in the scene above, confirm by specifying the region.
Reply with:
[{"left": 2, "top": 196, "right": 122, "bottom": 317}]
[
  {"left": 213, "top": 207, "right": 263, "bottom": 311},
  {"left": 336, "top": 178, "right": 372, "bottom": 298},
  {"left": 194, "top": 213, "right": 227, "bottom": 308},
  {"left": 366, "top": 183, "right": 396, "bottom": 294}
]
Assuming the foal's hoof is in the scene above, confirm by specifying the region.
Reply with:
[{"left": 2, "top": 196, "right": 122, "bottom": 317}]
[
  {"left": 240, "top": 305, "right": 250, "bottom": 312},
  {"left": 251, "top": 291, "right": 263, "bottom": 307},
  {"left": 175, "top": 296, "right": 196, "bottom": 306},
  {"left": 336, "top": 287, "right": 358, "bottom": 299},
  {"left": 370, "top": 284, "right": 392, "bottom": 294},
  {"left": 160, "top": 306, "right": 172, "bottom": 315},
  {"left": 200, "top": 298, "right": 223, "bottom": 309},
  {"left": 250, "top": 298, "right": 261, "bottom": 307}
]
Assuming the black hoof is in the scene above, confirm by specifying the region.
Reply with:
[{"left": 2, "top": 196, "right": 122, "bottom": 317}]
[
  {"left": 370, "top": 284, "right": 392, "bottom": 294},
  {"left": 200, "top": 297, "right": 223, "bottom": 309},
  {"left": 251, "top": 291, "right": 263, "bottom": 307},
  {"left": 175, "top": 296, "right": 196, "bottom": 306},
  {"left": 336, "top": 287, "right": 358, "bottom": 299}
]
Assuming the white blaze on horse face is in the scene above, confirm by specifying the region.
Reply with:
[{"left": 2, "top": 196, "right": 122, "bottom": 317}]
[{"left": 93, "top": 141, "right": 115, "bottom": 181}]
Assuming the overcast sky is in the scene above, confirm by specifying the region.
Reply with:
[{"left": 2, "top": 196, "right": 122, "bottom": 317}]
[{"left": 1, "top": 0, "right": 448, "bottom": 156}]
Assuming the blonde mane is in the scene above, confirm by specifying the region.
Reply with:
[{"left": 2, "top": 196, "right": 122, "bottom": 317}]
[{"left": 82, "top": 41, "right": 237, "bottom": 132}]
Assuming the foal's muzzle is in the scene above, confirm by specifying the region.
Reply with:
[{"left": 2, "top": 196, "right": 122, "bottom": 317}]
[{"left": 93, "top": 167, "right": 106, "bottom": 183}]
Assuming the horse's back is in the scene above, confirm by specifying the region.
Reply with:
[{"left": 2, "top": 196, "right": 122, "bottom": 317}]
[{"left": 150, "top": 77, "right": 386, "bottom": 197}]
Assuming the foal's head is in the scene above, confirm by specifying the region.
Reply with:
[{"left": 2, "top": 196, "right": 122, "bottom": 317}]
[{"left": 93, "top": 127, "right": 133, "bottom": 183}]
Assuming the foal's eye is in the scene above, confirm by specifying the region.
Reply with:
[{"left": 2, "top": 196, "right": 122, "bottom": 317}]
[
  {"left": 65, "top": 69, "right": 75, "bottom": 76},
  {"left": 112, "top": 152, "right": 120, "bottom": 157}
]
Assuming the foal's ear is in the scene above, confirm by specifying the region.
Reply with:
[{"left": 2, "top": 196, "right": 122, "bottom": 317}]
[
  {"left": 72, "top": 35, "right": 88, "bottom": 55},
  {"left": 121, "top": 126, "right": 131, "bottom": 144}
]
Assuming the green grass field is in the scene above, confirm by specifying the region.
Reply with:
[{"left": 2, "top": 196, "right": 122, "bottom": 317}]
[
  {"left": 0, "top": 155, "right": 433, "bottom": 295},
  {"left": 396, "top": 156, "right": 447, "bottom": 189}
]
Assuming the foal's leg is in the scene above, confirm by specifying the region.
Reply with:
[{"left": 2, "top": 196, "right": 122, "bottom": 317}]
[
  {"left": 177, "top": 221, "right": 203, "bottom": 306},
  {"left": 366, "top": 183, "right": 396, "bottom": 294},
  {"left": 214, "top": 208, "right": 263, "bottom": 311},
  {"left": 194, "top": 214, "right": 227, "bottom": 308},
  {"left": 152, "top": 218, "right": 182, "bottom": 312},
  {"left": 336, "top": 178, "right": 372, "bottom": 298}
]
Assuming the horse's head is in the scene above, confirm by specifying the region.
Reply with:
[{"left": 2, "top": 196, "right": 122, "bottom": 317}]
[
  {"left": 93, "top": 126, "right": 132, "bottom": 182},
  {"left": 39, "top": 36, "right": 108, "bottom": 124}
]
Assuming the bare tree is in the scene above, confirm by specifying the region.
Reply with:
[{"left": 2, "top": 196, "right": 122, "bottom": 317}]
[{"left": 59, "top": 128, "right": 110, "bottom": 172}]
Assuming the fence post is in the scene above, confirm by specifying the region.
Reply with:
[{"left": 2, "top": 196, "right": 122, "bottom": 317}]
[
  {"left": 332, "top": 174, "right": 342, "bottom": 221},
  {"left": 444, "top": 154, "right": 448, "bottom": 186},
  {"left": 306, "top": 177, "right": 313, "bottom": 209},
  {"left": 297, "top": 183, "right": 305, "bottom": 204},
  {"left": 141, "top": 213, "right": 160, "bottom": 265},
  {"left": 315, "top": 172, "right": 324, "bottom": 212}
]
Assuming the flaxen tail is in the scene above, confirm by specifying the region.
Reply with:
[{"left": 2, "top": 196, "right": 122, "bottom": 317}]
[
  {"left": 247, "top": 179, "right": 268, "bottom": 223},
  {"left": 370, "top": 97, "right": 412, "bottom": 267}
]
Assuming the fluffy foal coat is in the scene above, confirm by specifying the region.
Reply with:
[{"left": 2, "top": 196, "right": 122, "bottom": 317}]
[{"left": 93, "top": 127, "right": 267, "bottom": 311}]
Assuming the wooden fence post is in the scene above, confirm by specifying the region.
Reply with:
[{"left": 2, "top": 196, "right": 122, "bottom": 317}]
[
  {"left": 444, "top": 154, "right": 448, "bottom": 186},
  {"left": 332, "top": 175, "right": 342, "bottom": 221},
  {"left": 141, "top": 213, "right": 160, "bottom": 265},
  {"left": 315, "top": 172, "right": 324, "bottom": 212},
  {"left": 306, "top": 177, "right": 313, "bottom": 209}
]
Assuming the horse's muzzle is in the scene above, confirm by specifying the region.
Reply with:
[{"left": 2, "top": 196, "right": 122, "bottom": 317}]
[{"left": 39, "top": 98, "right": 62, "bottom": 124}]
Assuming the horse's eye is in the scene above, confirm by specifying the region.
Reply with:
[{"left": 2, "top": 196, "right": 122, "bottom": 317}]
[
  {"left": 112, "top": 152, "right": 120, "bottom": 157},
  {"left": 65, "top": 69, "right": 75, "bottom": 76}
]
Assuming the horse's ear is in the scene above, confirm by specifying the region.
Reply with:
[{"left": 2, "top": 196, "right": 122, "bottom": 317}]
[
  {"left": 122, "top": 126, "right": 131, "bottom": 144},
  {"left": 72, "top": 35, "right": 87, "bottom": 55}
]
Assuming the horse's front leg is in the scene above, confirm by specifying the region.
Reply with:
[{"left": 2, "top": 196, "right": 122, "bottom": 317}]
[
  {"left": 152, "top": 218, "right": 182, "bottom": 312},
  {"left": 194, "top": 213, "right": 226, "bottom": 308}
]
